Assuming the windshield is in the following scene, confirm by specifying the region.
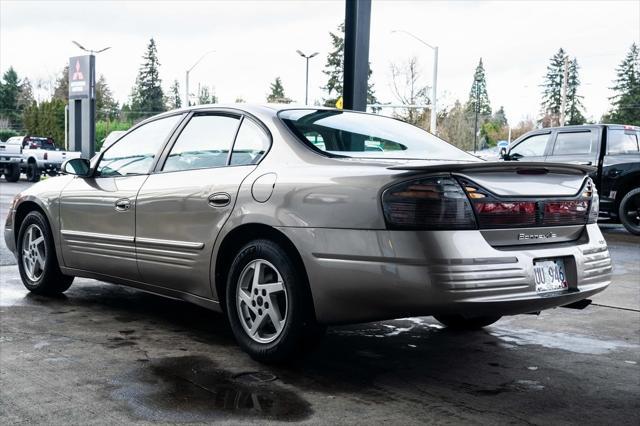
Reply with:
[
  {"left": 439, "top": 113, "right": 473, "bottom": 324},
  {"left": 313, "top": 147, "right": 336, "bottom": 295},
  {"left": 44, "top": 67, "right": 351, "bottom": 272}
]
[{"left": 279, "top": 109, "right": 479, "bottom": 161}]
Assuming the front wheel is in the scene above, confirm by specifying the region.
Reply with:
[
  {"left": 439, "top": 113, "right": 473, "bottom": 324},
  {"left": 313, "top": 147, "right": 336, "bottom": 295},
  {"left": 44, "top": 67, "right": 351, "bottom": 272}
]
[
  {"left": 619, "top": 188, "right": 640, "bottom": 235},
  {"left": 17, "top": 211, "right": 73, "bottom": 295},
  {"left": 225, "top": 239, "right": 321, "bottom": 362},
  {"left": 434, "top": 314, "right": 502, "bottom": 330}
]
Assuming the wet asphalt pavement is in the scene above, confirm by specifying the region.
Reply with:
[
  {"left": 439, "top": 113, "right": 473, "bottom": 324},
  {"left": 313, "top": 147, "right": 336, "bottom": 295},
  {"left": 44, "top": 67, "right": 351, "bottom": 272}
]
[{"left": 1, "top": 179, "right": 639, "bottom": 425}]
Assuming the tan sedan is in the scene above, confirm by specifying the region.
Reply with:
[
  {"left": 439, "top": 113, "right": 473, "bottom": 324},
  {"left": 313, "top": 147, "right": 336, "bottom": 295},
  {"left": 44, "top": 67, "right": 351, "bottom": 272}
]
[{"left": 4, "top": 105, "right": 611, "bottom": 361}]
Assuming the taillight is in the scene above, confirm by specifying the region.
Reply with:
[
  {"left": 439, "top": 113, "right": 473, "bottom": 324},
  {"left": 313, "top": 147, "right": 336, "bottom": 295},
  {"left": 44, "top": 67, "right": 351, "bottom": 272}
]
[
  {"left": 382, "top": 176, "right": 477, "bottom": 230},
  {"left": 461, "top": 177, "right": 596, "bottom": 228},
  {"left": 587, "top": 180, "right": 599, "bottom": 224},
  {"left": 474, "top": 201, "right": 537, "bottom": 227}
]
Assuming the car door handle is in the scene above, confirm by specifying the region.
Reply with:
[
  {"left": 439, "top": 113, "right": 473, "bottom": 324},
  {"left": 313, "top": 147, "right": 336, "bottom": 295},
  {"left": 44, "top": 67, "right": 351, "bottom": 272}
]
[
  {"left": 114, "top": 198, "right": 131, "bottom": 211},
  {"left": 208, "top": 192, "right": 231, "bottom": 207}
]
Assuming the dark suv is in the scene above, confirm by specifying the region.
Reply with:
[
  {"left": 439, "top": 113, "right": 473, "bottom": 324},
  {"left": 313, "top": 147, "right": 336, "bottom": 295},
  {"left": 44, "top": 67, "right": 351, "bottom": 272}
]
[{"left": 505, "top": 124, "right": 640, "bottom": 235}]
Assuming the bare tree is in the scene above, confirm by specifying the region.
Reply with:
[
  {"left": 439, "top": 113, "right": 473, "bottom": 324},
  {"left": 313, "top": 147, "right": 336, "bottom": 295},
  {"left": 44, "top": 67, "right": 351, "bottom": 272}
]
[{"left": 389, "top": 56, "right": 431, "bottom": 127}]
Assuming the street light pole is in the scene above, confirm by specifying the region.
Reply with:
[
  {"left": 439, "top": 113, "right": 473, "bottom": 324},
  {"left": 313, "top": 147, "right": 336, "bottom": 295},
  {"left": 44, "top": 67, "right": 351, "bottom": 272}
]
[
  {"left": 296, "top": 50, "right": 319, "bottom": 105},
  {"left": 391, "top": 30, "right": 438, "bottom": 134},
  {"left": 473, "top": 79, "right": 480, "bottom": 153},
  {"left": 185, "top": 50, "right": 215, "bottom": 107}
]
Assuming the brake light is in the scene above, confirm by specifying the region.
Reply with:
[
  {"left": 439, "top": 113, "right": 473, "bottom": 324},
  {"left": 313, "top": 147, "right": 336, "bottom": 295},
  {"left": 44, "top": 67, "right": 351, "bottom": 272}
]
[
  {"left": 461, "top": 177, "right": 596, "bottom": 228},
  {"left": 382, "top": 177, "right": 477, "bottom": 230},
  {"left": 474, "top": 201, "right": 537, "bottom": 227},
  {"left": 543, "top": 200, "right": 589, "bottom": 226}
]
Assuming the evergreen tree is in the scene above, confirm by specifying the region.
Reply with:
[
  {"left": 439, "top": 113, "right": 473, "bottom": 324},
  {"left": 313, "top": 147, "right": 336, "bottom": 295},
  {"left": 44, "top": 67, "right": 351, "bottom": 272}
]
[
  {"left": 0, "top": 67, "right": 21, "bottom": 127},
  {"left": 467, "top": 58, "right": 491, "bottom": 116},
  {"left": 322, "top": 22, "right": 378, "bottom": 108},
  {"left": 540, "top": 48, "right": 567, "bottom": 126},
  {"left": 492, "top": 106, "right": 508, "bottom": 127},
  {"left": 167, "top": 79, "right": 181, "bottom": 110},
  {"left": 96, "top": 75, "right": 119, "bottom": 120},
  {"left": 130, "top": 38, "right": 165, "bottom": 119},
  {"left": 566, "top": 58, "right": 585, "bottom": 125},
  {"left": 605, "top": 43, "right": 640, "bottom": 125},
  {"left": 52, "top": 65, "right": 69, "bottom": 101},
  {"left": 267, "top": 77, "right": 292, "bottom": 103}
]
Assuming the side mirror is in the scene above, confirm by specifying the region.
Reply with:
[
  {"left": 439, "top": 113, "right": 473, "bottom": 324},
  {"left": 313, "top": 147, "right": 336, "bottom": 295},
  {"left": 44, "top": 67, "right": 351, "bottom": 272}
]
[{"left": 62, "top": 158, "right": 91, "bottom": 177}]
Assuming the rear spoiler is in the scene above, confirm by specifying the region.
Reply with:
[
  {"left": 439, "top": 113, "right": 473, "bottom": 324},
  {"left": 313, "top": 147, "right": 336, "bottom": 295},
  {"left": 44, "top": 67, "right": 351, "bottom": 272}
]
[{"left": 387, "top": 161, "right": 596, "bottom": 175}]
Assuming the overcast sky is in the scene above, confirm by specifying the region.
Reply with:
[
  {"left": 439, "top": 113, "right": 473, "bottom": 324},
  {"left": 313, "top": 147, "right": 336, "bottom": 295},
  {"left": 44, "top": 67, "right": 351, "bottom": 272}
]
[{"left": 1, "top": 0, "right": 638, "bottom": 123}]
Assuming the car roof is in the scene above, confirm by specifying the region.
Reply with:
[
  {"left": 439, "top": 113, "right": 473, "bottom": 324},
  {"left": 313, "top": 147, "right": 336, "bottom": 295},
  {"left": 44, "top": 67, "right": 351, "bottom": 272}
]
[{"left": 150, "top": 103, "right": 347, "bottom": 120}]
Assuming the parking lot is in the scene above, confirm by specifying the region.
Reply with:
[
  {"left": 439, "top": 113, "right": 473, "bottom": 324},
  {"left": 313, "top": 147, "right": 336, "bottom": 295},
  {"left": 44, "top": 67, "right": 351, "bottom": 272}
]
[{"left": 0, "top": 179, "right": 638, "bottom": 425}]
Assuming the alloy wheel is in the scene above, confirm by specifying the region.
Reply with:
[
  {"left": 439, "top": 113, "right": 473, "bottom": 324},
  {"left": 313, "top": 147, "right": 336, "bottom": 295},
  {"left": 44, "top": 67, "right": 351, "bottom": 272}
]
[
  {"left": 22, "top": 223, "right": 46, "bottom": 281},
  {"left": 236, "top": 259, "right": 288, "bottom": 344}
]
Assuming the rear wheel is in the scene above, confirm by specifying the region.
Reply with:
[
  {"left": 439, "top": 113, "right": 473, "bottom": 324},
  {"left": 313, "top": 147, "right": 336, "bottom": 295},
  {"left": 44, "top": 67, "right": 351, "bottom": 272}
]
[
  {"left": 434, "top": 314, "right": 502, "bottom": 330},
  {"left": 619, "top": 188, "right": 640, "bottom": 235},
  {"left": 26, "top": 162, "right": 41, "bottom": 182},
  {"left": 4, "top": 164, "right": 20, "bottom": 182},
  {"left": 225, "top": 239, "right": 322, "bottom": 362},
  {"left": 17, "top": 211, "right": 73, "bottom": 295}
]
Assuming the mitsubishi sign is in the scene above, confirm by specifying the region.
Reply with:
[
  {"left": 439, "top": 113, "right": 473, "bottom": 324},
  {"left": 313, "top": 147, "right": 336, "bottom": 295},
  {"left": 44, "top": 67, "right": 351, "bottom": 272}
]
[
  {"left": 68, "top": 55, "right": 95, "bottom": 99},
  {"left": 68, "top": 54, "right": 96, "bottom": 158}
]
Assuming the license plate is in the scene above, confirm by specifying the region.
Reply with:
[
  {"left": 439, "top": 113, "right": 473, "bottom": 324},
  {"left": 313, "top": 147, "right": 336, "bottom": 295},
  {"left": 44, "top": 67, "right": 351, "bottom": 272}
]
[{"left": 534, "top": 259, "right": 568, "bottom": 293}]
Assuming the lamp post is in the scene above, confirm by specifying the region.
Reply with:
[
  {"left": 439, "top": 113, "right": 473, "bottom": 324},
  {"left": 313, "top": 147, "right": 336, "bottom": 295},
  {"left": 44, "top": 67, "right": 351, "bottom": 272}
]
[
  {"left": 296, "top": 50, "right": 319, "bottom": 105},
  {"left": 473, "top": 77, "right": 480, "bottom": 153},
  {"left": 391, "top": 30, "right": 438, "bottom": 134},
  {"left": 185, "top": 50, "right": 215, "bottom": 107}
]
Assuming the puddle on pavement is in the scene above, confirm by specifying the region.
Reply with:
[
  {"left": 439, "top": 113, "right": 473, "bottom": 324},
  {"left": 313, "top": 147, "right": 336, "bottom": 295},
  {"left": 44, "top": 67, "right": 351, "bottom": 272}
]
[
  {"left": 490, "top": 327, "right": 638, "bottom": 355},
  {"left": 109, "top": 355, "right": 311, "bottom": 422}
]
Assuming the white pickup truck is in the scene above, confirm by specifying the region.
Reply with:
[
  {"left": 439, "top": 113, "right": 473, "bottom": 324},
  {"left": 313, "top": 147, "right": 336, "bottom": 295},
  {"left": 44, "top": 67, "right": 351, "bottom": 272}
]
[{"left": 0, "top": 136, "right": 81, "bottom": 182}]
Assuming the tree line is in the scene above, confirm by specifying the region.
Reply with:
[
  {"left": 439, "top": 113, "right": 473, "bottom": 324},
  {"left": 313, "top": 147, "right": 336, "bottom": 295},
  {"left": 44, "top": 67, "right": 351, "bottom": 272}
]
[{"left": 0, "top": 29, "right": 638, "bottom": 152}]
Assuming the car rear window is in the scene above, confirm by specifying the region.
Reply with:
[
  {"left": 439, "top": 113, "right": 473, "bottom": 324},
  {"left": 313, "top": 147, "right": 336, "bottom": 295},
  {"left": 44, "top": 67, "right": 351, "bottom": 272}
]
[
  {"left": 278, "top": 109, "right": 479, "bottom": 161},
  {"left": 608, "top": 129, "right": 640, "bottom": 154}
]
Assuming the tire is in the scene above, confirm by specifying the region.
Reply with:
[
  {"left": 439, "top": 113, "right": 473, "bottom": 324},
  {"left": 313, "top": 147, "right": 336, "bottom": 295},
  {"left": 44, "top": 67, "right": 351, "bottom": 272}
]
[
  {"left": 619, "top": 188, "right": 640, "bottom": 235},
  {"left": 17, "top": 211, "right": 73, "bottom": 295},
  {"left": 434, "top": 314, "right": 502, "bottom": 330},
  {"left": 225, "top": 239, "right": 321, "bottom": 363},
  {"left": 4, "top": 164, "right": 20, "bottom": 182},
  {"left": 26, "top": 162, "right": 41, "bottom": 182}
]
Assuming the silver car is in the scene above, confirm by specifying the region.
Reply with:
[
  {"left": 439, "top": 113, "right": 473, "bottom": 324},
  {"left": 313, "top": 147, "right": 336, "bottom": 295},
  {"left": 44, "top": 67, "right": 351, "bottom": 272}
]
[{"left": 4, "top": 105, "right": 612, "bottom": 362}]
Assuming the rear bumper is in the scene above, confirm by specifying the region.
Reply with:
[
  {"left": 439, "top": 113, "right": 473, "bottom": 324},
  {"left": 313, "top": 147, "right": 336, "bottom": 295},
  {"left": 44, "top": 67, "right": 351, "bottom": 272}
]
[{"left": 278, "top": 224, "right": 611, "bottom": 324}]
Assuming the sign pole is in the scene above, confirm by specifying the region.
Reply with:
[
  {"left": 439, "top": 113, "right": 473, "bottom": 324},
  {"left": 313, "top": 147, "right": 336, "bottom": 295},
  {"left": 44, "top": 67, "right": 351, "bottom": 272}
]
[{"left": 68, "top": 54, "right": 96, "bottom": 159}]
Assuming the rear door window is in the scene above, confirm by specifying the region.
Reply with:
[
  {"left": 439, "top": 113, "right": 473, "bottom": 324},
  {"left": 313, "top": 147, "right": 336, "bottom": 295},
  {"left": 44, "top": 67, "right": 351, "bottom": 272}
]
[
  {"left": 229, "top": 118, "right": 270, "bottom": 166},
  {"left": 510, "top": 133, "right": 550, "bottom": 157},
  {"left": 608, "top": 129, "right": 640, "bottom": 154},
  {"left": 163, "top": 114, "right": 240, "bottom": 172},
  {"left": 552, "top": 131, "right": 594, "bottom": 155}
]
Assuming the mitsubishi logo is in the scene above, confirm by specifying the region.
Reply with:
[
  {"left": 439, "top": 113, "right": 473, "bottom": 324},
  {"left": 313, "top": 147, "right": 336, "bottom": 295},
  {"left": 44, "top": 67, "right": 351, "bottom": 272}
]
[{"left": 72, "top": 59, "right": 84, "bottom": 81}]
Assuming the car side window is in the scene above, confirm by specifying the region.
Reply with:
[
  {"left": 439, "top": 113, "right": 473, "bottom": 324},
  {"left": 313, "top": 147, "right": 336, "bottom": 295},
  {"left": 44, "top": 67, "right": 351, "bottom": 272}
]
[
  {"left": 552, "top": 131, "right": 594, "bottom": 155},
  {"left": 97, "top": 115, "right": 181, "bottom": 177},
  {"left": 608, "top": 129, "right": 640, "bottom": 154},
  {"left": 163, "top": 114, "right": 240, "bottom": 172},
  {"left": 510, "top": 133, "right": 549, "bottom": 157},
  {"left": 229, "top": 119, "right": 270, "bottom": 166}
]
